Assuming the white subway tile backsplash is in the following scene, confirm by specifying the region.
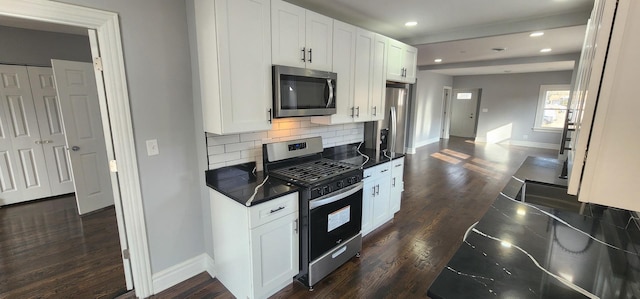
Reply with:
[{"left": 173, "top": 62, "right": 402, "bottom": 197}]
[
  {"left": 240, "top": 132, "right": 268, "bottom": 142},
  {"left": 224, "top": 141, "right": 255, "bottom": 152},
  {"left": 208, "top": 145, "right": 225, "bottom": 155},
  {"left": 206, "top": 117, "right": 364, "bottom": 170},
  {"left": 209, "top": 151, "right": 241, "bottom": 164},
  {"left": 208, "top": 134, "right": 240, "bottom": 145}
]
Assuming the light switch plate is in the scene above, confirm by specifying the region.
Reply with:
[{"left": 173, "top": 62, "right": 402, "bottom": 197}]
[
  {"left": 482, "top": 108, "right": 489, "bottom": 113},
  {"left": 146, "top": 139, "right": 159, "bottom": 156}
]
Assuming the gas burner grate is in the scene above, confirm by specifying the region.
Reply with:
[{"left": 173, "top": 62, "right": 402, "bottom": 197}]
[{"left": 271, "top": 158, "right": 360, "bottom": 184}]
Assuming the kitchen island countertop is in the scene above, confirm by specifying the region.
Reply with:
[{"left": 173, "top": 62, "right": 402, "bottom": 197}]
[{"left": 427, "top": 157, "right": 640, "bottom": 298}]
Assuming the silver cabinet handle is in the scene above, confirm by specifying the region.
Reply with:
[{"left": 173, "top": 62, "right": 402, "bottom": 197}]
[
  {"left": 393, "top": 177, "right": 396, "bottom": 187},
  {"left": 380, "top": 169, "right": 389, "bottom": 173},
  {"left": 268, "top": 109, "right": 272, "bottom": 124},
  {"left": 375, "top": 184, "right": 380, "bottom": 195},
  {"left": 270, "top": 206, "right": 285, "bottom": 213},
  {"left": 351, "top": 107, "right": 355, "bottom": 118},
  {"left": 373, "top": 106, "right": 377, "bottom": 116},
  {"left": 301, "top": 47, "right": 306, "bottom": 62},
  {"left": 71, "top": 146, "right": 80, "bottom": 151},
  {"left": 308, "top": 48, "right": 312, "bottom": 63},
  {"left": 34, "top": 140, "right": 42, "bottom": 145},
  {"left": 372, "top": 186, "right": 376, "bottom": 196},
  {"left": 356, "top": 106, "right": 360, "bottom": 117},
  {"left": 294, "top": 219, "right": 298, "bottom": 234}
]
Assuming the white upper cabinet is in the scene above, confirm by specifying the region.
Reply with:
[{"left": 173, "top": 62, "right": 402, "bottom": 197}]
[
  {"left": 370, "top": 34, "right": 388, "bottom": 121},
  {"left": 387, "top": 39, "right": 417, "bottom": 83},
  {"left": 191, "top": 0, "right": 273, "bottom": 135},
  {"left": 311, "top": 26, "right": 388, "bottom": 125},
  {"left": 568, "top": 0, "right": 640, "bottom": 212},
  {"left": 311, "top": 20, "right": 356, "bottom": 125},
  {"left": 271, "top": 0, "right": 333, "bottom": 71}
]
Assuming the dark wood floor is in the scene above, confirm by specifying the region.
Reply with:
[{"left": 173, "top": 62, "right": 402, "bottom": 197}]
[
  {"left": 131, "top": 137, "right": 557, "bottom": 299},
  {"left": 0, "top": 194, "right": 127, "bottom": 298}
]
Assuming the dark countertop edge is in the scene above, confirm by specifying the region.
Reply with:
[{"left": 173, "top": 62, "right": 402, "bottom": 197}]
[
  {"left": 323, "top": 142, "right": 405, "bottom": 169},
  {"left": 204, "top": 162, "right": 300, "bottom": 207}
]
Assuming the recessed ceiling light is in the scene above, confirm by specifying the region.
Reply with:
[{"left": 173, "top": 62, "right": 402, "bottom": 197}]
[
  {"left": 529, "top": 32, "right": 544, "bottom": 37},
  {"left": 540, "top": 48, "right": 552, "bottom": 53},
  {"left": 405, "top": 21, "right": 418, "bottom": 27},
  {"left": 434, "top": 58, "right": 442, "bottom": 63},
  {"left": 492, "top": 47, "right": 507, "bottom": 52}
]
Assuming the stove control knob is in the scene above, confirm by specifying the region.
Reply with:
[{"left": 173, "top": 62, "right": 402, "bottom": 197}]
[{"left": 337, "top": 181, "right": 344, "bottom": 188}]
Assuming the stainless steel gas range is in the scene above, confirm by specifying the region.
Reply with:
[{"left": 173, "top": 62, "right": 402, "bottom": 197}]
[{"left": 263, "top": 137, "right": 363, "bottom": 290}]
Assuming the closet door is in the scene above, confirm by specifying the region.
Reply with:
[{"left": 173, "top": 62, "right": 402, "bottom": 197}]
[
  {"left": 0, "top": 65, "right": 51, "bottom": 205},
  {"left": 27, "top": 67, "right": 74, "bottom": 196}
]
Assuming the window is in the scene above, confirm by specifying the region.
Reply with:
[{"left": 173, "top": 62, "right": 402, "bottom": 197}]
[{"left": 534, "top": 84, "right": 570, "bottom": 131}]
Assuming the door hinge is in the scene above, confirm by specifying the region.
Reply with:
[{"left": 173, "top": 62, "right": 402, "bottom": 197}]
[
  {"left": 94, "top": 57, "right": 103, "bottom": 72},
  {"left": 109, "top": 160, "right": 118, "bottom": 173},
  {"left": 122, "top": 249, "right": 130, "bottom": 259}
]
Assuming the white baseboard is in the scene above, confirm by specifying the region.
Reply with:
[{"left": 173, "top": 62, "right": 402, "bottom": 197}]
[
  {"left": 152, "top": 253, "right": 215, "bottom": 294},
  {"left": 407, "top": 137, "right": 440, "bottom": 153},
  {"left": 474, "top": 137, "right": 559, "bottom": 150}
]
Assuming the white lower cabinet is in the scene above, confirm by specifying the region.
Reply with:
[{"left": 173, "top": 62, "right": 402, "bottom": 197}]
[
  {"left": 362, "top": 162, "right": 392, "bottom": 236},
  {"left": 389, "top": 157, "right": 405, "bottom": 214},
  {"left": 210, "top": 190, "right": 299, "bottom": 299}
]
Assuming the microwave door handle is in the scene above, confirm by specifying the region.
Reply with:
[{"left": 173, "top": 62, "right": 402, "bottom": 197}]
[{"left": 326, "top": 79, "right": 334, "bottom": 108}]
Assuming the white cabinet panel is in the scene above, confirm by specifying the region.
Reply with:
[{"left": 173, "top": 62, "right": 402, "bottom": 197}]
[
  {"left": 353, "top": 28, "right": 375, "bottom": 122},
  {"left": 387, "top": 39, "right": 417, "bottom": 83},
  {"left": 370, "top": 34, "right": 388, "bottom": 121},
  {"left": 192, "top": 0, "right": 273, "bottom": 134},
  {"left": 271, "top": 0, "right": 332, "bottom": 71},
  {"left": 211, "top": 190, "right": 299, "bottom": 299},
  {"left": 390, "top": 157, "right": 404, "bottom": 214}
]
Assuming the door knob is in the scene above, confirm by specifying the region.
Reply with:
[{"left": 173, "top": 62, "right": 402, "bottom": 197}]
[{"left": 71, "top": 146, "right": 80, "bottom": 151}]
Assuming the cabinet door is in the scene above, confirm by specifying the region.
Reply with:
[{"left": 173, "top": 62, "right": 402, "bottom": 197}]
[
  {"left": 389, "top": 157, "right": 405, "bottom": 214},
  {"left": 250, "top": 212, "right": 299, "bottom": 298},
  {"left": 387, "top": 39, "right": 404, "bottom": 82},
  {"left": 370, "top": 34, "right": 388, "bottom": 121},
  {"left": 0, "top": 65, "right": 51, "bottom": 205},
  {"left": 215, "top": 0, "right": 273, "bottom": 134},
  {"left": 271, "top": 0, "right": 306, "bottom": 68},
  {"left": 305, "top": 10, "right": 333, "bottom": 71},
  {"left": 353, "top": 28, "right": 375, "bottom": 122},
  {"left": 403, "top": 46, "right": 418, "bottom": 83},
  {"left": 362, "top": 178, "right": 376, "bottom": 236},
  {"left": 372, "top": 173, "right": 391, "bottom": 228}
]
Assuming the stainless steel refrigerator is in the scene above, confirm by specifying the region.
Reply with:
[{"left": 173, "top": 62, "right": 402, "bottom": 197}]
[{"left": 364, "top": 83, "right": 410, "bottom": 155}]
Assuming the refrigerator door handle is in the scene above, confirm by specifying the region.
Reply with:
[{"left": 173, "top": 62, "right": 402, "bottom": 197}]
[{"left": 389, "top": 106, "right": 397, "bottom": 154}]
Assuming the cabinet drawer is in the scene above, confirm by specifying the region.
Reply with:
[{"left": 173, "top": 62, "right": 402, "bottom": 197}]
[
  {"left": 249, "top": 192, "right": 298, "bottom": 229},
  {"left": 363, "top": 162, "right": 390, "bottom": 179},
  {"left": 391, "top": 157, "right": 404, "bottom": 171}
]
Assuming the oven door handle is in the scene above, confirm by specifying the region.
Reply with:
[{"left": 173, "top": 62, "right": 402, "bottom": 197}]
[{"left": 309, "top": 182, "right": 363, "bottom": 210}]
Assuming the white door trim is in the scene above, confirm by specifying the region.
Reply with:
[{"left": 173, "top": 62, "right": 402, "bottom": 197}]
[{"left": 0, "top": 0, "right": 153, "bottom": 297}]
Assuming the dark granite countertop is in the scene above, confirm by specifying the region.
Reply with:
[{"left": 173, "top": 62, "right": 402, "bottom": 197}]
[
  {"left": 322, "top": 143, "right": 405, "bottom": 169},
  {"left": 205, "top": 162, "right": 299, "bottom": 207},
  {"left": 428, "top": 157, "right": 640, "bottom": 299}
]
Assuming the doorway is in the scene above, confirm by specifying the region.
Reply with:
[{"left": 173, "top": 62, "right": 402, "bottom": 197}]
[
  {"left": 0, "top": 1, "right": 152, "bottom": 297},
  {"left": 450, "top": 88, "right": 481, "bottom": 138}
]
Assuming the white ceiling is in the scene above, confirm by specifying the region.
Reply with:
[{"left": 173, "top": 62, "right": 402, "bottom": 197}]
[
  {"left": 1, "top": 0, "right": 594, "bottom": 76},
  {"left": 286, "top": 0, "right": 594, "bottom": 75}
]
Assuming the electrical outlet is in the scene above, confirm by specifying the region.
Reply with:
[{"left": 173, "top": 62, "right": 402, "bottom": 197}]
[{"left": 146, "top": 139, "right": 159, "bottom": 156}]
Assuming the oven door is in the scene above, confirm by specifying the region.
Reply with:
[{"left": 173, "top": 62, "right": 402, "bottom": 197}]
[{"left": 308, "top": 182, "right": 363, "bottom": 261}]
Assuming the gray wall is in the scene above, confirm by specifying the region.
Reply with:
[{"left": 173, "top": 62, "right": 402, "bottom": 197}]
[
  {"left": 55, "top": 0, "right": 203, "bottom": 273},
  {"left": 409, "top": 71, "right": 453, "bottom": 150},
  {"left": 453, "top": 71, "right": 573, "bottom": 147},
  {"left": 0, "top": 25, "right": 92, "bottom": 66}
]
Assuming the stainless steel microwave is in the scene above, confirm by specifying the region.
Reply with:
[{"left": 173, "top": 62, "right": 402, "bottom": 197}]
[{"left": 272, "top": 65, "right": 337, "bottom": 118}]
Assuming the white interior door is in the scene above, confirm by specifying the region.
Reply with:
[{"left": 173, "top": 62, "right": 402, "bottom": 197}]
[
  {"left": 0, "top": 65, "right": 51, "bottom": 205},
  {"left": 52, "top": 60, "right": 113, "bottom": 215},
  {"left": 450, "top": 89, "right": 480, "bottom": 138},
  {"left": 27, "top": 66, "right": 75, "bottom": 196}
]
